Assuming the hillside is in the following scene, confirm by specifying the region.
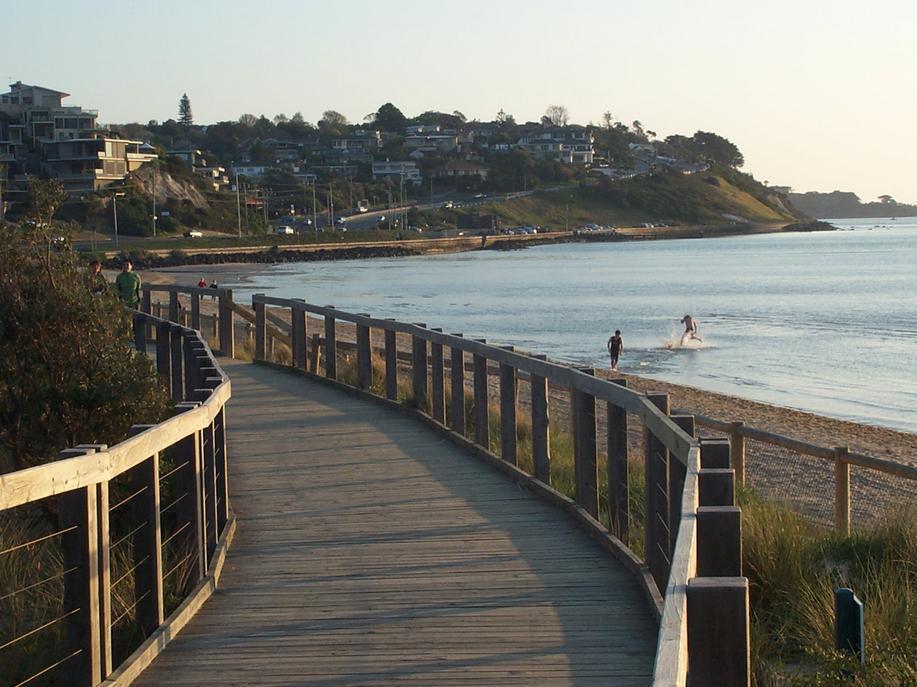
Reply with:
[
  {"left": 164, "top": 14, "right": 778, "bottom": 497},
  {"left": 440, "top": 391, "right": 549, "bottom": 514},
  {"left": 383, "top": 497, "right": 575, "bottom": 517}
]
[
  {"left": 788, "top": 191, "right": 917, "bottom": 219},
  {"left": 477, "top": 167, "right": 803, "bottom": 228}
]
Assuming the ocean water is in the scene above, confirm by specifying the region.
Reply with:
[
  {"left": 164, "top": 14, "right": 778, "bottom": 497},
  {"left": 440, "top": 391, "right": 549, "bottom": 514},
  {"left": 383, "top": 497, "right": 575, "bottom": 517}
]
[{"left": 223, "top": 218, "right": 917, "bottom": 432}]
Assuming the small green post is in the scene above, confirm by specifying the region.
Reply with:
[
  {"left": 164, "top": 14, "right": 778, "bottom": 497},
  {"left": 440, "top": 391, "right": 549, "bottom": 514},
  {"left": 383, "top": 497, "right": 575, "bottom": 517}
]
[{"left": 835, "top": 588, "right": 865, "bottom": 664}]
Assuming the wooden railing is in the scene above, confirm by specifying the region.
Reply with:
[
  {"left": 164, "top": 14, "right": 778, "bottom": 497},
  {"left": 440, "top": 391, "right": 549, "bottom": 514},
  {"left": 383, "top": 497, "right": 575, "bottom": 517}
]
[
  {"left": 0, "top": 312, "right": 232, "bottom": 687},
  {"left": 244, "top": 293, "right": 752, "bottom": 686},
  {"left": 677, "top": 411, "right": 917, "bottom": 535}
]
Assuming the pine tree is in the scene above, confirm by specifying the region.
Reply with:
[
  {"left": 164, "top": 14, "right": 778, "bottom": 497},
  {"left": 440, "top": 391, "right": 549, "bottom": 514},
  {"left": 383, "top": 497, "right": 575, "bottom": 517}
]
[{"left": 178, "top": 93, "right": 193, "bottom": 127}]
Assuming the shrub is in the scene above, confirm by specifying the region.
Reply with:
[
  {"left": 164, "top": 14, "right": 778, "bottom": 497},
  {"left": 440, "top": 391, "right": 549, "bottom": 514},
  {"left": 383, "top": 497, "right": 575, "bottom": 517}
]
[{"left": 0, "top": 194, "right": 170, "bottom": 474}]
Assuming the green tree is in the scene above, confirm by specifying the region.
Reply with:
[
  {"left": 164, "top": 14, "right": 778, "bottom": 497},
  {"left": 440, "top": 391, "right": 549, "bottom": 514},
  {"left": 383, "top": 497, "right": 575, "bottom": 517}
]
[
  {"left": 0, "top": 215, "right": 170, "bottom": 472},
  {"left": 691, "top": 131, "right": 744, "bottom": 167},
  {"left": 178, "top": 93, "right": 193, "bottom": 127},
  {"left": 374, "top": 102, "right": 407, "bottom": 132}
]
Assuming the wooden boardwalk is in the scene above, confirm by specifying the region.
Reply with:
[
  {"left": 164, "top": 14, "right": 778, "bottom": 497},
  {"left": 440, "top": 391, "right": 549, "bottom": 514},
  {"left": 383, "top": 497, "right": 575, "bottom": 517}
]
[{"left": 134, "top": 360, "right": 657, "bottom": 686}]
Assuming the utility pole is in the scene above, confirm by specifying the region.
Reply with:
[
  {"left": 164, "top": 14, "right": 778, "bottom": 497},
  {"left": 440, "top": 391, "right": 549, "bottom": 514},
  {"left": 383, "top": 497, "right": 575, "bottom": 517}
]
[
  {"left": 348, "top": 176, "right": 353, "bottom": 212},
  {"left": 302, "top": 180, "right": 308, "bottom": 233},
  {"left": 235, "top": 174, "right": 242, "bottom": 238},
  {"left": 262, "top": 187, "right": 269, "bottom": 226},
  {"left": 152, "top": 165, "right": 157, "bottom": 237},
  {"left": 328, "top": 182, "right": 334, "bottom": 230},
  {"left": 0, "top": 173, "right": 4, "bottom": 223},
  {"left": 312, "top": 181, "right": 317, "bottom": 236},
  {"left": 113, "top": 193, "right": 124, "bottom": 249}
]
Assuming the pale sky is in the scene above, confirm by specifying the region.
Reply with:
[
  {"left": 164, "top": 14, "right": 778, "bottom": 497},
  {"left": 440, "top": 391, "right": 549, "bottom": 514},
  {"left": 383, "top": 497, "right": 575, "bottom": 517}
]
[{"left": 4, "top": 0, "right": 915, "bottom": 202}]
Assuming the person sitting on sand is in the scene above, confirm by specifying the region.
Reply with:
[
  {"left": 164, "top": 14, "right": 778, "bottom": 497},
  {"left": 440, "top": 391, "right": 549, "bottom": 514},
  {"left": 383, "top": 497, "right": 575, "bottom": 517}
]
[
  {"left": 607, "top": 329, "right": 623, "bottom": 370},
  {"left": 680, "top": 315, "right": 703, "bottom": 345}
]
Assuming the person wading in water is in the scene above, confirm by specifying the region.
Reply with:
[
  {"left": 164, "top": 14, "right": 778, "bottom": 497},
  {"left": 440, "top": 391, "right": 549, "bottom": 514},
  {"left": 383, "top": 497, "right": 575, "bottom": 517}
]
[{"left": 607, "top": 329, "right": 623, "bottom": 370}]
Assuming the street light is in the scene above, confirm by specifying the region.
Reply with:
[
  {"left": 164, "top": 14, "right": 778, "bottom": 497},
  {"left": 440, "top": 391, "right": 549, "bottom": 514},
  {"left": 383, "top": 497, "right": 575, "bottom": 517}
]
[{"left": 112, "top": 192, "right": 125, "bottom": 249}]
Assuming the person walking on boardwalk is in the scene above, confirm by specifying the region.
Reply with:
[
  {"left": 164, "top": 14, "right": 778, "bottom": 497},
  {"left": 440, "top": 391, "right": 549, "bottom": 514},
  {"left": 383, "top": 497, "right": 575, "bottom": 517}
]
[
  {"left": 115, "top": 259, "right": 142, "bottom": 309},
  {"left": 88, "top": 259, "right": 107, "bottom": 298},
  {"left": 680, "top": 314, "right": 703, "bottom": 345},
  {"left": 607, "top": 329, "right": 623, "bottom": 370}
]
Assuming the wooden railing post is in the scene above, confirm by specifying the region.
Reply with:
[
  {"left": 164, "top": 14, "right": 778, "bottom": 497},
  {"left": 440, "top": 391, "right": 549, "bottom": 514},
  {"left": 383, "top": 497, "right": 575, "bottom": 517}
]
[
  {"left": 169, "top": 324, "right": 185, "bottom": 402},
  {"left": 58, "top": 448, "right": 102, "bottom": 687},
  {"left": 141, "top": 289, "right": 152, "bottom": 339},
  {"left": 218, "top": 289, "right": 234, "bottom": 359},
  {"left": 357, "top": 322, "right": 372, "bottom": 391},
  {"left": 384, "top": 324, "right": 397, "bottom": 400},
  {"left": 530, "top": 354, "right": 551, "bottom": 485},
  {"left": 687, "top": 577, "right": 751, "bottom": 686},
  {"left": 292, "top": 301, "right": 307, "bottom": 371},
  {"left": 174, "top": 403, "right": 205, "bottom": 588},
  {"left": 190, "top": 389, "right": 219, "bottom": 563},
  {"left": 834, "top": 446, "right": 851, "bottom": 536},
  {"left": 324, "top": 307, "right": 337, "bottom": 379},
  {"left": 72, "top": 442, "right": 112, "bottom": 679},
  {"left": 213, "top": 403, "right": 230, "bottom": 532},
  {"left": 731, "top": 421, "right": 746, "bottom": 487},
  {"left": 253, "top": 296, "right": 266, "bottom": 362},
  {"left": 499, "top": 347, "right": 517, "bottom": 466},
  {"left": 168, "top": 291, "right": 180, "bottom": 323},
  {"left": 411, "top": 324, "right": 428, "bottom": 409},
  {"left": 697, "top": 437, "right": 742, "bottom": 578},
  {"left": 645, "top": 392, "right": 671, "bottom": 593},
  {"left": 430, "top": 330, "right": 445, "bottom": 422},
  {"left": 449, "top": 335, "right": 466, "bottom": 434},
  {"left": 607, "top": 378, "right": 628, "bottom": 542},
  {"left": 133, "top": 312, "right": 146, "bottom": 352},
  {"left": 472, "top": 340, "right": 489, "bottom": 448},
  {"left": 572, "top": 368, "right": 598, "bottom": 518},
  {"left": 156, "top": 320, "right": 172, "bottom": 396},
  {"left": 127, "top": 425, "right": 165, "bottom": 636},
  {"left": 190, "top": 292, "right": 201, "bottom": 330}
]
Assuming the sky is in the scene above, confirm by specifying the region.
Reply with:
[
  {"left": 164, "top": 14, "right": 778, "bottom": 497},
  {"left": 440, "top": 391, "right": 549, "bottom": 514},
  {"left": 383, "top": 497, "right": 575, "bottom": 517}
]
[{"left": 4, "top": 0, "right": 915, "bottom": 203}]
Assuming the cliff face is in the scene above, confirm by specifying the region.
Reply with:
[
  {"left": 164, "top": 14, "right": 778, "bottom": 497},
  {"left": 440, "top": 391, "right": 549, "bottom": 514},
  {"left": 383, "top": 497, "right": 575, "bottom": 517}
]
[
  {"left": 788, "top": 191, "right": 917, "bottom": 219},
  {"left": 129, "top": 162, "right": 210, "bottom": 209}
]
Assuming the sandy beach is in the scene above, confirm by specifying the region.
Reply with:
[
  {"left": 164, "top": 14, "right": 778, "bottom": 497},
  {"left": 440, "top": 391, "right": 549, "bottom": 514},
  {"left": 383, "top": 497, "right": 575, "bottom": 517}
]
[{"left": 145, "top": 261, "right": 915, "bottom": 526}]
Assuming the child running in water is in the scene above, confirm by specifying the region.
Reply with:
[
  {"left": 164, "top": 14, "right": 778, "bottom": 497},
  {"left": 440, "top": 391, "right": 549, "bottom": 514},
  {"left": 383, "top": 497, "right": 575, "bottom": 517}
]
[
  {"left": 607, "top": 329, "right": 623, "bottom": 370},
  {"left": 680, "top": 315, "right": 703, "bottom": 345}
]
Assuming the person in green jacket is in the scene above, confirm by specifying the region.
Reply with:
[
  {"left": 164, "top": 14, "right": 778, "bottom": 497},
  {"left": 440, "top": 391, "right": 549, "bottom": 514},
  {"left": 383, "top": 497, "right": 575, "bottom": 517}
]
[{"left": 115, "top": 259, "right": 142, "bottom": 309}]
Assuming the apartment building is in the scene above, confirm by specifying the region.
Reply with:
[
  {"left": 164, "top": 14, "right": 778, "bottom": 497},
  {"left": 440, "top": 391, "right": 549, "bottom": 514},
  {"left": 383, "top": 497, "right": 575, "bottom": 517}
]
[
  {"left": 371, "top": 160, "right": 421, "bottom": 183},
  {"left": 516, "top": 127, "right": 595, "bottom": 165},
  {"left": 0, "top": 81, "right": 156, "bottom": 193}
]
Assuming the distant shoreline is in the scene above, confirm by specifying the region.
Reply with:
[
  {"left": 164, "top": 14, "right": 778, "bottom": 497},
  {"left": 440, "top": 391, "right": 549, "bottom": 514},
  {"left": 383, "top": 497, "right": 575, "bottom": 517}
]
[{"left": 119, "top": 221, "right": 804, "bottom": 271}]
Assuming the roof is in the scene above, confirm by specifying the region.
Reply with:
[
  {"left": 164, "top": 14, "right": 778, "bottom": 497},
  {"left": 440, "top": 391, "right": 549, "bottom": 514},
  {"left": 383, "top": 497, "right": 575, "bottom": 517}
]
[{"left": 5, "top": 81, "right": 70, "bottom": 97}]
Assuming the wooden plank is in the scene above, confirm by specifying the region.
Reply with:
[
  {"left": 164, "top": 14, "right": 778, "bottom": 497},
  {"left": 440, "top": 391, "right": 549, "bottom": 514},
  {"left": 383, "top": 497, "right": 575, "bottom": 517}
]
[
  {"left": 218, "top": 290, "right": 234, "bottom": 359},
  {"left": 190, "top": 293, "right": 201, "bottom": 330},
  {"left": 411, "top": 331, "right": 427, "bottom": 409},
  {"left": 834, "top": 447, "right": 851, "bottom": 536}
]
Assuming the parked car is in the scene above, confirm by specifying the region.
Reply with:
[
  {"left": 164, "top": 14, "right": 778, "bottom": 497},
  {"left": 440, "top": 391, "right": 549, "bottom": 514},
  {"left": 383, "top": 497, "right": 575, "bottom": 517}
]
[
  {"left": 377, "top": 215, "right": 387, "bottom": 224},
  {"left": 276, "top": 225, "right": 294, "bottom": 235},
  {"left": 335, "top": 216, "right": 347, "bottom": 226},
  {"left": 183, "top": 230, "right": 203, "bottom": 238},
  {"left": 441, "top": 200, "right": 454, "bottom": 209}
]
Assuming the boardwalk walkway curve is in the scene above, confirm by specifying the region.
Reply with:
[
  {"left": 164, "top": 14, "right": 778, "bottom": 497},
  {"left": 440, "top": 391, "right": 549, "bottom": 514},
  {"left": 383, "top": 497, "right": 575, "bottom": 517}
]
[
  {"left": 0, "top": 286, "right": 754, "bottom": 687},
  {"left": 135, "top": 358, "right": 659, "bottom": 685}
]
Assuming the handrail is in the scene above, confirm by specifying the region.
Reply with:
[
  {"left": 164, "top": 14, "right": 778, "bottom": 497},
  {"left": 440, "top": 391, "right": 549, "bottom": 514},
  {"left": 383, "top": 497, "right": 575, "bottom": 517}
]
[
  {"left": 245, "top": 293, "right": 748, "bottom": 685},
  {"left": 0, "top": 311, "right": 232, "bottom": 687}
]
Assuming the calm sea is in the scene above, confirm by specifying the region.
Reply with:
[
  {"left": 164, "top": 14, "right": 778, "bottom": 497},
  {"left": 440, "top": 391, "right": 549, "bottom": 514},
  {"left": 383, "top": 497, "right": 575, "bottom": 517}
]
[{"left": 222, "top": 218, "right": 917, "bottom": 433}]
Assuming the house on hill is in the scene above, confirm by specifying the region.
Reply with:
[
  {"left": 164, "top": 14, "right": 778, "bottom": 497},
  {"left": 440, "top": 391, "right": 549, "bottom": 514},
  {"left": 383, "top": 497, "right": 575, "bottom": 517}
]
[
  {"left": 432, "top": 160, "right": 489, "bottom": 181},
  {"left": 0, "top": 80, "right": 156, "bottom": 193},
  {"left": 516, "top": 126, "right": 594, "bottom": 165}
]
